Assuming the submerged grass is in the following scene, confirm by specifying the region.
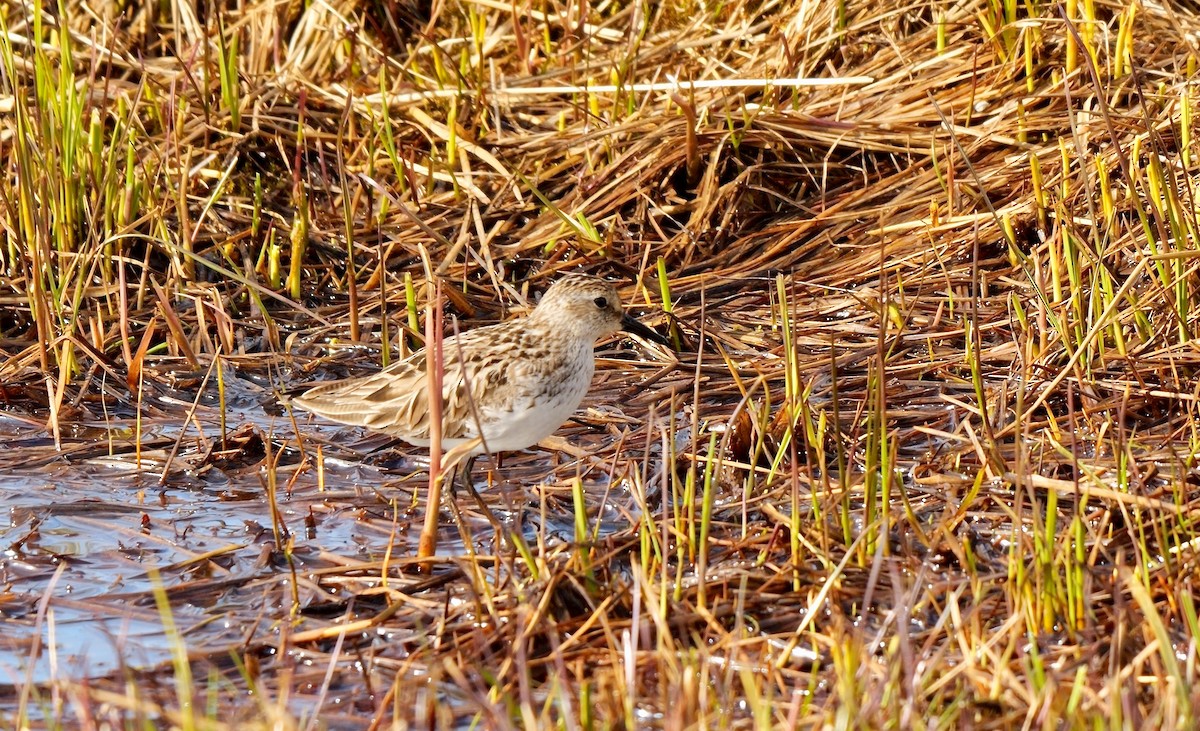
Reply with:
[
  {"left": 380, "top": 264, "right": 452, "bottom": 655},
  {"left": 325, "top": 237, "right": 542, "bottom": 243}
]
[{"left": 4, "top": 0, "right": 1200, "bottom": 727}]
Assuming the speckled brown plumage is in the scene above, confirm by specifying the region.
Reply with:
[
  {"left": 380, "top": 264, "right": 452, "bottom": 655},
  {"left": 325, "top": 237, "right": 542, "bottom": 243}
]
[{"left": 293, "top": 274, "right": 644, "bottom": 459}]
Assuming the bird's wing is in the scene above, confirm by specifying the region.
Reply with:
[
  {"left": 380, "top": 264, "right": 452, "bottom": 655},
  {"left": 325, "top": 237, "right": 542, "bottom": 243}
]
[
  {"left": 293, "top": 324, "right": 525, "bottom": 441},
  {"left": 439, "top": 328, "right": 529, "bottom": 439}
]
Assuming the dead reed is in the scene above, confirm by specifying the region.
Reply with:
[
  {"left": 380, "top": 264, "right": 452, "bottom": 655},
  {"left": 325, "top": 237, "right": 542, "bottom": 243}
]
[{"left": 4, "top": 0, "right": 1200, "bottom": 727}]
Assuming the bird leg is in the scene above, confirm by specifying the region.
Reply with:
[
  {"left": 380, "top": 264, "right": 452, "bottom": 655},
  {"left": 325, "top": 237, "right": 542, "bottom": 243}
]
[
  {"left": 451, "top": 453, "right": 505, "bottom": 537},
  {"left": 436, "top": 438, "right": 479, "bottom": 501},
  {"left": 430, "top": 438, "right": 504, "bottom": 538},
  {"left": 456, "top": 454, "right": 479, "bottom": 496}
]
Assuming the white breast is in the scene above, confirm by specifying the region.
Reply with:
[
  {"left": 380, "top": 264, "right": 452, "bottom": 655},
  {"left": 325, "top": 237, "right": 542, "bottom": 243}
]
[{"left": 475, "top": 344, "right": 595, "bottom": 453}]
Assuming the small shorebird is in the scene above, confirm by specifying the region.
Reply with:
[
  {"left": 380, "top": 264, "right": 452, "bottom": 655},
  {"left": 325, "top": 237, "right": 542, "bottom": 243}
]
[{"left": 293, "top": 274, "right": 665, "bottom": 483}]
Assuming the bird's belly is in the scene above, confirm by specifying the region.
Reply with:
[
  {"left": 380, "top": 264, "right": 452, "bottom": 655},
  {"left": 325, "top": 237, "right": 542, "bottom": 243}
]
[{"left": 477, "top": 376, "right": 590, "bottom": 451}]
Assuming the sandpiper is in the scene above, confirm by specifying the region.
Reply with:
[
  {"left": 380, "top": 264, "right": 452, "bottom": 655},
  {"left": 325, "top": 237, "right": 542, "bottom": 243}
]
[{"left": 293, "top": 274, "right": 665, "bottom": 479}]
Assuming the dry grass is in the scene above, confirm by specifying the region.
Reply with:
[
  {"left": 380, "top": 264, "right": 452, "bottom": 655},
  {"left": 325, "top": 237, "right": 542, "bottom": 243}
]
[{"left": 4, "top": 0, "right": 1200, "bottom": 727}]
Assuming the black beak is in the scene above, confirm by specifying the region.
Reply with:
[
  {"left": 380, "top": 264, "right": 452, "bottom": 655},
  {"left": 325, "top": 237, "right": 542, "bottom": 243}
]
[{"left": 621, "top": 312, "right": 674, "bottom": 348}]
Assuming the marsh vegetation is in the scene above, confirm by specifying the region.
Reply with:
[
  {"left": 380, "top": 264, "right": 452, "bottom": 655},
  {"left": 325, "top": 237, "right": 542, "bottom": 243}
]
[{"left": 3, "top": 0, "right": 1200, "bottom": 728}]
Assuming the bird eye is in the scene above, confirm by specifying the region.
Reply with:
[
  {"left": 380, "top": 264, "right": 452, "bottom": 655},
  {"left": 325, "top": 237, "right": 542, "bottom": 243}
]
[{"left": 594, "top": 296, "right": 608, "bottom": 309}]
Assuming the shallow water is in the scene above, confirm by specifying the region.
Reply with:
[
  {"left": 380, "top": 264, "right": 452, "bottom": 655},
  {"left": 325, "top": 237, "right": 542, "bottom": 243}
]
[{"left": 0, "top": 395, "right": 645, "bottom": 704}]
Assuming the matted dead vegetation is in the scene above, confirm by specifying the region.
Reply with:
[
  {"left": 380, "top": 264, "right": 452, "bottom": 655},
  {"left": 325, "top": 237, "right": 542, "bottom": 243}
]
[{"left": 4, "top": 0, "right": 1200, "bottom": 727}]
